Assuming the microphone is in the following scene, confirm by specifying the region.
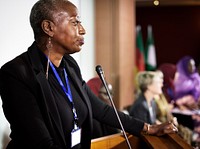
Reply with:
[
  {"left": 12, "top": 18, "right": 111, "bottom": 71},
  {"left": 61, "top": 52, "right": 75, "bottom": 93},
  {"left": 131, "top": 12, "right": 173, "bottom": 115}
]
[{"left": 95, "top": 65, "right": 132, "bottom": 149}]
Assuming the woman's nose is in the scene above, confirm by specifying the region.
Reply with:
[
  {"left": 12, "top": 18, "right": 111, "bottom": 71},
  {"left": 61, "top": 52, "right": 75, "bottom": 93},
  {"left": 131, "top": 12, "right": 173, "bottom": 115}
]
[{"left": 79, "top": 24, "right": 86, "bottom": 35}]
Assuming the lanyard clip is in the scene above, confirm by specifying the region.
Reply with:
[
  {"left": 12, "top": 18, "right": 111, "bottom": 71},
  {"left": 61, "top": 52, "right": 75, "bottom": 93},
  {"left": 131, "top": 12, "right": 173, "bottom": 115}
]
[{"left": 73, "top": 123, "right": 79, "bottom": 132}]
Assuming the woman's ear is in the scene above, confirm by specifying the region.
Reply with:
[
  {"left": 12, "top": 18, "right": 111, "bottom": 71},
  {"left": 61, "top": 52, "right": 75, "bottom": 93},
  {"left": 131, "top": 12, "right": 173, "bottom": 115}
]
[{"left": 41, "top": 20, "right": 54, "bottom": 37}]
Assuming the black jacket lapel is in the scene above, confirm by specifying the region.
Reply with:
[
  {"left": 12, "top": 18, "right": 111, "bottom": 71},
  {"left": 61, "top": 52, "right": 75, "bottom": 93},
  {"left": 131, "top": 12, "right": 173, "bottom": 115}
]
[
  {"left": 64, "top": 61, "right": 93, "bottom": 124},
  {"left": 27, "top": 42, "right": 66, "bottom": 145},
  {"left": 36, "top": 72, "right": 66, "bottom": 143},
  {"left": 63, "top": 56, "right": 93, "bottom": 134}
]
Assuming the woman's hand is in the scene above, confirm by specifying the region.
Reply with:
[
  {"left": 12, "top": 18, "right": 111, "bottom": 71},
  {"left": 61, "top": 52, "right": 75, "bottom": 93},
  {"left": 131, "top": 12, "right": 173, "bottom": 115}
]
[{"left": 143, "top": 121, "right": 178, "bottom": 136}]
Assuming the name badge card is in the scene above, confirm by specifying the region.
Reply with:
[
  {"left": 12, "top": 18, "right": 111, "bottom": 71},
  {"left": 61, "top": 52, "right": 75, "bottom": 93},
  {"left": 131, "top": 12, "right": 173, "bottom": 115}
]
[{"left": 71, "top": 128, "right": 81, "bottom": 148}]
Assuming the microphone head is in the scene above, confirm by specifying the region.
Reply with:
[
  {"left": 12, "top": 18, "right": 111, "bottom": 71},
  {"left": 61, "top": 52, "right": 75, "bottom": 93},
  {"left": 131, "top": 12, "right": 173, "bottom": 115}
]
[{"left": 96, "top": 65, "right": 104, "bottom": 76}]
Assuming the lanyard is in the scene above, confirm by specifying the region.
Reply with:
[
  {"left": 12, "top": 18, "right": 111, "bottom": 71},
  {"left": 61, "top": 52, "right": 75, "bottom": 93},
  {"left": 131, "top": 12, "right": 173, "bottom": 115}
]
[{"left": 49, "top": 60, "right": 79, "bottom": 128}]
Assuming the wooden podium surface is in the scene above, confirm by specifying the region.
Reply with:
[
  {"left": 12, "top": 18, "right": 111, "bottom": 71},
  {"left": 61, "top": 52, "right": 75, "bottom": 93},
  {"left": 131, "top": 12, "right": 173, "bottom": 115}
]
[{"left": 91, "top": 132, "right": 193, "bottom": 149}]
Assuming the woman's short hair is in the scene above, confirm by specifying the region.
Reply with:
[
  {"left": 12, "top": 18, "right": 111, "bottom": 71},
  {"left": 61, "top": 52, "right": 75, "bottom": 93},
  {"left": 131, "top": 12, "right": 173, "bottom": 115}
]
[
  {"left": 137, "top": 71, "right": 163, "bottom": 93},
  {"left": 29, "top": 0, "right": 73, "bottom": 40}
]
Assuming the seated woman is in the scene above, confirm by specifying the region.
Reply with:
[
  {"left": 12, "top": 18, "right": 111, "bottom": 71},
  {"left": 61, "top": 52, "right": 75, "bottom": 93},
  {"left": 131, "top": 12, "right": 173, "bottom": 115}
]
[
  {"left": 87, "top": 77, "right": 119, "bottom": 139},
  {"left": 158, "top": 63, "right": 177, "bottom": 103},
  {"left": 173, "top": 56, "right": 200, "bottom": 145},
  {"left": 173, "top": 56, "right": 200, "bottom": 110},
  {"left": 157, "top": 63, "right": 178, "bottom": 124},
  {"left": 129, "top": 71, "right": 163, "bottom": 125}
]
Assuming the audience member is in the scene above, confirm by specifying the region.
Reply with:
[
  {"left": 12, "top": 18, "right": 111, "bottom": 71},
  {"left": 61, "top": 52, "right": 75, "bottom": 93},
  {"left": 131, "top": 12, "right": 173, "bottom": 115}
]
[
  {"left": 154, "top": 93, "right": 175, "bottom": 124},
  {"left": 129, "top": 71, "right": 163, "bottom": 124},
  {"left": 154, "top": 90, "right": 193, "bottom": 145},
  {"left": 158, "top": 63, "right": 177, "bottom": 103},
  {"left": 173, "top": 56, "right": 200, "bottom": 110},
  {"left": 172, "top": 56, "right": 200, "bottom": 146},
  {"left": 87, "top": 77, "right": 119, "bottom": 139}
]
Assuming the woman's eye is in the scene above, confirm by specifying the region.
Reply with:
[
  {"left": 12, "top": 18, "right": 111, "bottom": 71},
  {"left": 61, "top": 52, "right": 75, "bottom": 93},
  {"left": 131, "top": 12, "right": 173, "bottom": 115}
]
[
  {"left": 72, "top": 21, "right": 78, "bottom": 25},
  {"left": 72, "top": 21, "right": 80, "bottom": 26}
]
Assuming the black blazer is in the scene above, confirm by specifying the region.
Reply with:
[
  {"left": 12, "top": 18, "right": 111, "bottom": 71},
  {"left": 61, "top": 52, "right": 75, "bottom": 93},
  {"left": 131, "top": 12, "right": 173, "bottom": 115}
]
[
  {"left": 0, "top": 42, "right": 144, "bottom": 149},
  {"left": 129, "top": 93, "right": 157, "bottom": 124}
]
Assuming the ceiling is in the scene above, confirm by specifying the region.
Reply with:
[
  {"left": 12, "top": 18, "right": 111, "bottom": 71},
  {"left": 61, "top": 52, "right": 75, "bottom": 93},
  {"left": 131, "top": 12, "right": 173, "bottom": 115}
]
[{"left": 136, "top": 0, "right": 200, "bottom": 7}]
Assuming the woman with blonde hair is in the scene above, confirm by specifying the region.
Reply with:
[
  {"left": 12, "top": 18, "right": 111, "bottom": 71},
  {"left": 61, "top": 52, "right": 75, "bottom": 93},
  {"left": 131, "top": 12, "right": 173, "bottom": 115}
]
[{"left": 129, "top": 71, "right": 164, "bottom": 124}]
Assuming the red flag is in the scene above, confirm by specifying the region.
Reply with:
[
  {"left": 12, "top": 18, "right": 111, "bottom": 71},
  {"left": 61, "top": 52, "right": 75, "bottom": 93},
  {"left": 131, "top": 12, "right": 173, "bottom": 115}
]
[{"left": 136, "top": 25, "right": 145, "bottom": 71}]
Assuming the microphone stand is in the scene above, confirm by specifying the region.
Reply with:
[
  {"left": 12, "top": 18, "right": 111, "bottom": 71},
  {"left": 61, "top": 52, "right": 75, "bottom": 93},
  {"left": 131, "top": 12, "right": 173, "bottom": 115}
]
[{"left": 96, "top": 65, "right": 132, "bottom": 149}]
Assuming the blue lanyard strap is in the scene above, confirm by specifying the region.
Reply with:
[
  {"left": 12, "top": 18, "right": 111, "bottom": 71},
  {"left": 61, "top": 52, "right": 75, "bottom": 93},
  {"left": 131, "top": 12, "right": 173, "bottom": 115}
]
[{"left": 49, "top": 60, "right": 78, "bottom": 125}]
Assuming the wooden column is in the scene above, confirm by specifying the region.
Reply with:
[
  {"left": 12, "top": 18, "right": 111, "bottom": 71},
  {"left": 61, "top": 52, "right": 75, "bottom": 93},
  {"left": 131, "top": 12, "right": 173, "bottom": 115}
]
[{"left": 95, "top": 0, "right": 136, "bottom": 109}]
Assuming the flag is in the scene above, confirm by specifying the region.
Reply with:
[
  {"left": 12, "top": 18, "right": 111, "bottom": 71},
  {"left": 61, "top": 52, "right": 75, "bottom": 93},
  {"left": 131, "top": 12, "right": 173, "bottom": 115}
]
[
  {"left": 145, "top": 25, "right": 157, "bottom": 71},
  {"left": 135, "top": 25, "right": 145, "bottom": 71}
]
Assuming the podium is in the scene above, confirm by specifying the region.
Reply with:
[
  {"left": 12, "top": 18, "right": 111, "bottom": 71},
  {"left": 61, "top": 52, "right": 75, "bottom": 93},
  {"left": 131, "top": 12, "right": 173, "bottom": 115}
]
[{"left": 91, "top": 133, "right": 193, "bottom": 149}]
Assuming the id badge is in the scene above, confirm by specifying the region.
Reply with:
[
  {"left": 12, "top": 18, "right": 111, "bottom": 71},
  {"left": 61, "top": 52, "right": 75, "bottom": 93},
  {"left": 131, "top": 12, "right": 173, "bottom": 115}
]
[{"left": 71, "top": 128, "right": 81, "bottom": 148}]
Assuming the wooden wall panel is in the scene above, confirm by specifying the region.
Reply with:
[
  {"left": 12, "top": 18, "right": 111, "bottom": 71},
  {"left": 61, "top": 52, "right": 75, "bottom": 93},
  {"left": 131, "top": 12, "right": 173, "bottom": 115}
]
[{"left": 95, "top": 0, "right": 135, "bottom": 109}]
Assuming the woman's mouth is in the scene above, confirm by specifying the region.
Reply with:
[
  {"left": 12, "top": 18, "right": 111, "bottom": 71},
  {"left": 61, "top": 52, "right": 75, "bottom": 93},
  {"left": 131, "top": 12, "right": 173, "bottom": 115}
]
[{"left": 78, "top": 39, "right": 84, "bottom": 46}]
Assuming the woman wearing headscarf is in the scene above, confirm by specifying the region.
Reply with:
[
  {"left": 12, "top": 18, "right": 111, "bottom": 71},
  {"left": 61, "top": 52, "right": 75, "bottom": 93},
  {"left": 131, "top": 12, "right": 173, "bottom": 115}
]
[
  {"left": 158, "top": 63, "right": 177, "bottom": 103},
  {"left": 173, "top": 56, "right": 200, "bottom": 145},
  {"left": 174, "top": 56, "right": 200, "bottom": 109}
]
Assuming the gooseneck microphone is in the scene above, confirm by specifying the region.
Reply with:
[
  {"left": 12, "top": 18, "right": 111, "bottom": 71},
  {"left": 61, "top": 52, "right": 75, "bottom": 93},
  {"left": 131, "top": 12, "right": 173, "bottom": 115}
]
[{"left": 96, "top": 65, "right": 132, "bottom": 149}]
